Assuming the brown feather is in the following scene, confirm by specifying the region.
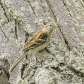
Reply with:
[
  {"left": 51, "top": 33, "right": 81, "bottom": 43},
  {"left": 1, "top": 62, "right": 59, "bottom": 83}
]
[{"left": 23, "top": 29, "right": 49, "bottom": 51}]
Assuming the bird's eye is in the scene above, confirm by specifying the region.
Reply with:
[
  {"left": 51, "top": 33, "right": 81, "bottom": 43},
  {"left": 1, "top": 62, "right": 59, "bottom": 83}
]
[{"left": 50, "top": 24, "right": 52, "bottom": 26}]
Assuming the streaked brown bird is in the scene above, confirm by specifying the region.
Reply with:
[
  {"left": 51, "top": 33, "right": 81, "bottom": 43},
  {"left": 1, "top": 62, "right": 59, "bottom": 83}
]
[{"left": 9, "top": 22, "right": 57, "bottom": 72}]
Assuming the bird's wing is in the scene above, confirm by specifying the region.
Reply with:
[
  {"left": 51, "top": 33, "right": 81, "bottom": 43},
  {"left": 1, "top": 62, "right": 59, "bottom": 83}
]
[{"left": 23, "top": 30, "right": 49, "bottom": 51}]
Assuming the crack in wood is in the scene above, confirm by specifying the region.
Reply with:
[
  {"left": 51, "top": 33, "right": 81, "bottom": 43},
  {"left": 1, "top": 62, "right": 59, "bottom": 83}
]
[
  {"left": 62, "top": 0, "right": 73, "bottom": 18},
  {"left": 45, "top": 0, "right": 57, "bottom": 23},
  {"left": 27, "top": 0, "right": 37, "bottom": 18},
  {"left": 14, "top": 19, "right": 18, "bottom": 39},
  {"left": 0, "top": 1, "right": 9, "bottom": 22},
  {"left": 0, "top": 27, "right": 9, "bottom": 40},
  {"left": 57, "top": 24, "right": 70, "bottom": 50},
  {"left": 0, "top": 65, "right": 10, "bottom": 79}
]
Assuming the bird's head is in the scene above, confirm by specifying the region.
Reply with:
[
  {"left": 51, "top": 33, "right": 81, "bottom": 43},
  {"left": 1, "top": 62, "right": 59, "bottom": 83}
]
[{"left": 42, "top": 22, "right": 57, "bottom": 34}]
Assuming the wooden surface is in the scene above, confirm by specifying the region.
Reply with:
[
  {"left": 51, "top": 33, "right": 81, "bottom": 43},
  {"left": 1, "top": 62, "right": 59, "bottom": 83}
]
[{"left": 0, "top": 0, "right": 84, "bottom": 84}]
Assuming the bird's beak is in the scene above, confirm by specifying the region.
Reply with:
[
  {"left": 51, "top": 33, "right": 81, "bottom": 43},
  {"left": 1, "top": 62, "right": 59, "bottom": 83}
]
[{"left": 54, "top": 25, "right": 57, "bottom": 28}]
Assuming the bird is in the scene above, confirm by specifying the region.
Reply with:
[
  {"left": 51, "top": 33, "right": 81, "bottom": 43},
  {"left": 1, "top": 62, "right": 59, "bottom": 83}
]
[{"left": 9, "top": 22, "right": 57, "bottom": 72}]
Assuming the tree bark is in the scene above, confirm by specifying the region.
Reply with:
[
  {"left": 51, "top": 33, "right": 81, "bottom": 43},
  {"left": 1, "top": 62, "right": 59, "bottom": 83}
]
[{"left": 0, "top": 0, "right": 84, "bottom": 84}]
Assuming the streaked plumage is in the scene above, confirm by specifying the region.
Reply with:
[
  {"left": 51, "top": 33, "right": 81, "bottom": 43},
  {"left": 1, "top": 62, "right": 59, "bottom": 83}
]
[
  {"left": 23, "top": 30, "right": 49, "bottom": 51},
  {"left": 9, "top": 22, "right": 57, "bottom": 72}
]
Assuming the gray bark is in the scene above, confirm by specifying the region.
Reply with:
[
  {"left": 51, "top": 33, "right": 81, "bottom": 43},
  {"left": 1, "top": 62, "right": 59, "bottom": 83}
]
[{"left": 0, "top": 0, "right": 84, "bottom": 84}]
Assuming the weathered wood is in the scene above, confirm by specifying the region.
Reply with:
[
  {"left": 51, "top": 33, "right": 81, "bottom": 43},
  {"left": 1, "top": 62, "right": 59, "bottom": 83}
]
[{"left": 0, "top": 0, "right": 84, "bottom": 84}]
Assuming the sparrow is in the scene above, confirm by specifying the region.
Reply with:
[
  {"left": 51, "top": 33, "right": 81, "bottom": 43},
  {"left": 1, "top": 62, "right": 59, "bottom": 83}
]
[{"left": 9, "top": 22, "right": 57, "bottom": 72}]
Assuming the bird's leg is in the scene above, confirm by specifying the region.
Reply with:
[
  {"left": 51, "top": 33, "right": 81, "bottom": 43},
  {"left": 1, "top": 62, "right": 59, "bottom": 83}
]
[{"left": 37, "top": 52, "right": 50, "bottom": 59}]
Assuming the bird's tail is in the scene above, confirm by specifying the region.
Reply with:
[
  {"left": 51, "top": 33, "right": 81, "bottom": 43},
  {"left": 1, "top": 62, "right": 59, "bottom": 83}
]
[{"left": 9, "top": 51, "right": 29, "bottom": 73}]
